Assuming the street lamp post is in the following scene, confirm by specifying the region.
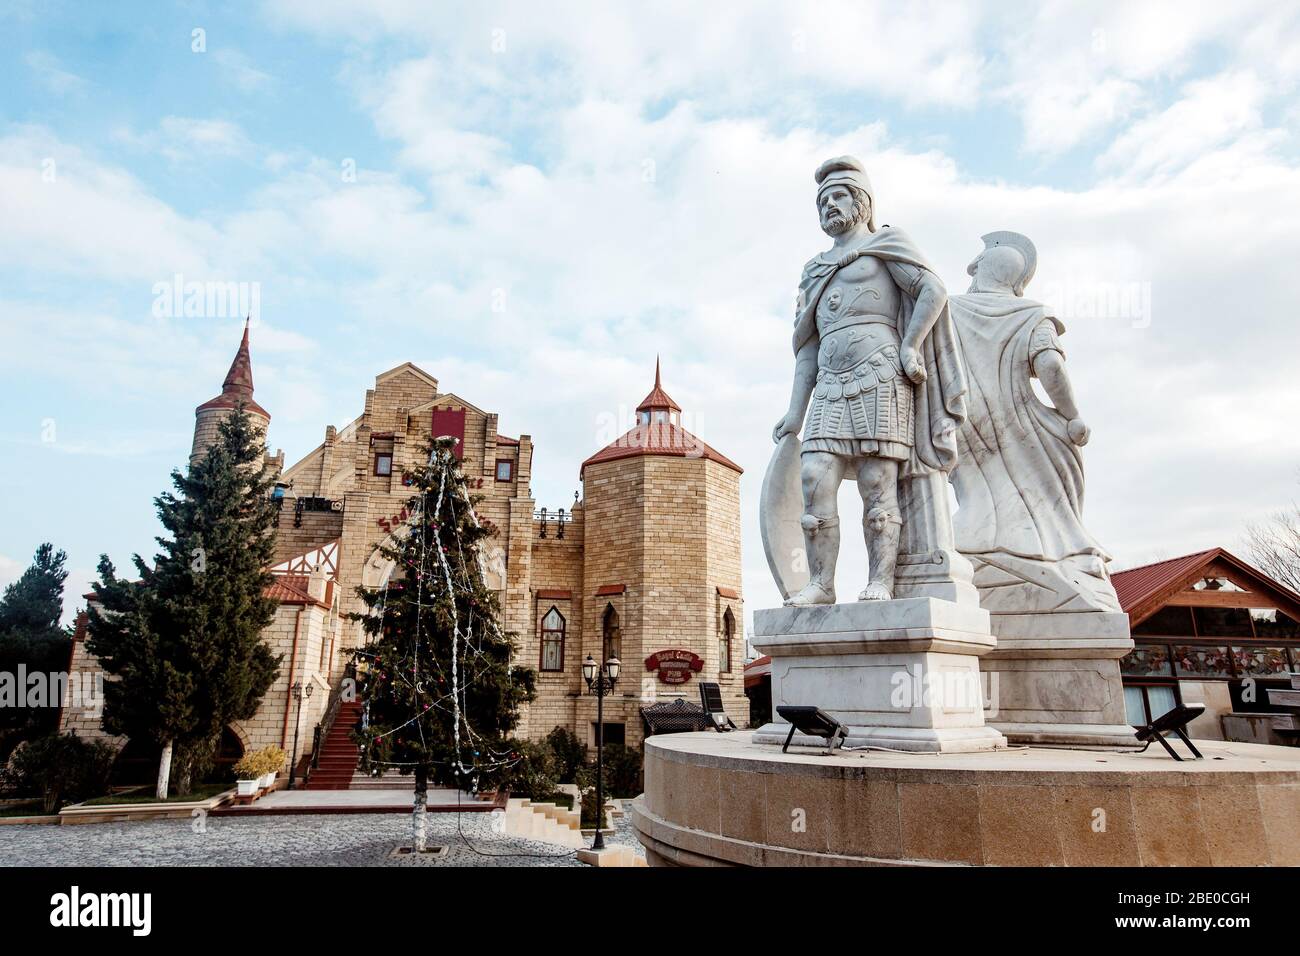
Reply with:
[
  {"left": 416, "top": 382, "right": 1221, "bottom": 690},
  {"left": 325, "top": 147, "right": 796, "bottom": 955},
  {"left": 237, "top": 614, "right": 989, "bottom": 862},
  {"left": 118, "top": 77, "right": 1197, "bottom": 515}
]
[
  {"left": 582, "top": 653, "right": 621, "bottom": 850},
  {"left": 287, "top": 680, "right": 314, "bottom": 790}
]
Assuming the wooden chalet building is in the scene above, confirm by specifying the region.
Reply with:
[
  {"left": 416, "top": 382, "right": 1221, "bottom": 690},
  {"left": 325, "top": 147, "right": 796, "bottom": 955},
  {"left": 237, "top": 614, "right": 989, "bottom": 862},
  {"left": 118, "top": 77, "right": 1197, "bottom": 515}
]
[{"left": 1113, "top": 547, "right": 1300, "bottom": 745}]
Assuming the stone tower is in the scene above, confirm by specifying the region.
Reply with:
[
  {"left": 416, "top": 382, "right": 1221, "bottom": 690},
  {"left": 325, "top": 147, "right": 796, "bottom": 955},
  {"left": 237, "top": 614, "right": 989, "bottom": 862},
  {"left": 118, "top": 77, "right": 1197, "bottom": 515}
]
[
  {"left": 578, "top": 359, "right": 746, "bottom": 745},
  {"left": 191, "top": 319, "right": 272, "bottom": 466}
]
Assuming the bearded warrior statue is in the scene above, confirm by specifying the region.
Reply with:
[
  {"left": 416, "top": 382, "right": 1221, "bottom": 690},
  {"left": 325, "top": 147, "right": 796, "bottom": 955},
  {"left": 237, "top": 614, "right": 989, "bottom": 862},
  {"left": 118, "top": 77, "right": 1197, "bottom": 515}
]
[{"left": 767, "top": 157, "right": 967, "bottom": 605}]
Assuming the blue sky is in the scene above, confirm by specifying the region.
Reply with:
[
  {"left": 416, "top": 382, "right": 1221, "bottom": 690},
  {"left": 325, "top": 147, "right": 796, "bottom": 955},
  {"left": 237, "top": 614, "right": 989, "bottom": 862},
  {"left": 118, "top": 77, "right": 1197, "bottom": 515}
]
[{"left": 3, "top": 1, "right": 1300, "bottom": 623}]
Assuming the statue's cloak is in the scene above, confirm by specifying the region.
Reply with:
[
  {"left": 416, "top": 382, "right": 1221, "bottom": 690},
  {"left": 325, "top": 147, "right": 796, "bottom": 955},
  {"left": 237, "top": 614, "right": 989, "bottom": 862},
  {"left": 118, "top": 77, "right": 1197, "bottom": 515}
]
[
  {"left": 948, "top": 292, "right": 1106, "bottom": 561},
  {"left": 792, "top": 226, "right": 967, "bottom": 476},
  {"left": 948, "top": 292, "right": 1120, "bottom": 614}
]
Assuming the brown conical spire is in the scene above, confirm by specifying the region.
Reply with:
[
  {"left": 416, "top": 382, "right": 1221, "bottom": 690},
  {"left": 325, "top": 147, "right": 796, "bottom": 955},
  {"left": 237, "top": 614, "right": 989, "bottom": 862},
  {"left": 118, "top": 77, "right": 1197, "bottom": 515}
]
[
  {"left": 636, "top": 354, "right": 681, "bottom": 413},
  {"left": 222, "top": 316, "right": 255, "bottom": 398},
  {"left": 196, "top": 318, "right": 269, "bottom": 419}
]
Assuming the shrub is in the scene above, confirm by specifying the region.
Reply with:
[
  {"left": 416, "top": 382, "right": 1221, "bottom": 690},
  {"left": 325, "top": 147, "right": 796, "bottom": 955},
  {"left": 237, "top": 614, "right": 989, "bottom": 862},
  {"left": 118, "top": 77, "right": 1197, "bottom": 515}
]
[
  {"left": 2, "top": 732, "right": 117, "bottom": 812},
  {"left": 544, "top": 726, "right": 586, "bottom": 783},
  {"left": 600, "top": 743, "right": 644, "bottom": 797},
  {"left": 572, "top": 744, "right": 644, "bottom": 825},
  {"left": 579, "top": 782, "right": 602, "bottom": 828},
  {"left": 498, "top": 739, "right": 559, "bottom": 800}
]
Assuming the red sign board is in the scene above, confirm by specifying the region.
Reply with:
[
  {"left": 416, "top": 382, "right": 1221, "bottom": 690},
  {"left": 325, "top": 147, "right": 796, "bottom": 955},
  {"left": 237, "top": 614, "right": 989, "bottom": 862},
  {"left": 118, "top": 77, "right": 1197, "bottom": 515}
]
[
  {"left": 431, "top": 408, "right": 466, "bottom": 460},
  {"left": 645, "top": 649, "right": 704, "bottom": 685}
]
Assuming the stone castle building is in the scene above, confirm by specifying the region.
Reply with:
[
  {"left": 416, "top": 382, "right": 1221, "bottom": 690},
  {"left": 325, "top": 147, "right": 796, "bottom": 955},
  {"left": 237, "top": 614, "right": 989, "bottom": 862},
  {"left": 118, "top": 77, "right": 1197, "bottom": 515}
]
[{"left": 61, "top": 326, "right": 745, "bottom": 773}]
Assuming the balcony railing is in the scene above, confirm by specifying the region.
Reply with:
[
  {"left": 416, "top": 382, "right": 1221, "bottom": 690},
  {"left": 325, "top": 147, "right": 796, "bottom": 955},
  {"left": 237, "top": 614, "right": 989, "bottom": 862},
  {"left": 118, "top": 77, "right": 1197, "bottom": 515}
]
[{"left": 534, "top": 507, "right": 574, "bottom": 539}]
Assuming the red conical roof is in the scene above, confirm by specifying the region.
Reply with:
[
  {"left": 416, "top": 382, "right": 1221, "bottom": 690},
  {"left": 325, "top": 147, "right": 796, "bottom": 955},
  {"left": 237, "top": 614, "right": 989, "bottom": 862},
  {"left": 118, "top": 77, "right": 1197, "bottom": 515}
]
[
  {"left": 636, "top": 355, "right": 681, "bottom": 413},
  {"left": 581, "top": 359, "right": 741, "bottom": 477},
  {"left": 196, "top": 319, "right": 269, "bottom": 419}
]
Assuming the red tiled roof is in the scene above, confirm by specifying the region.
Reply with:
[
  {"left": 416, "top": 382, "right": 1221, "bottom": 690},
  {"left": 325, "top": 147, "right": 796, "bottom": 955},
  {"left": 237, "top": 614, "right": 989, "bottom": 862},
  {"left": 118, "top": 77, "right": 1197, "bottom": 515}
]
[
  {"left": 495, "top": 434, "right": 520, "bottom": 446},
  {"left": 583, "top": 359, "right": 740, "bottom": 476},
  {"left": 716, "top": 586, "right": 740, "bottom": 599},
  {"left": 596, "top": 584, "right": 625, "bottom": 596},
  {"left": 265, "top": 574, "right": 329, "bottom": 608},
  {"left": 581, "top": 422, "right": 742, "bottom": 475},
  {"left": 1111, "top": 546, "right": 1300, "bottom": 627},
  {"left": 197, "top": 319, "right": 270, "bottom": 419},
  {"left": 535, "top": 589, "right": 572, "bottom": 600},
  {"left": 1112, "top": 549, "right": 1219, "bottom": 612}
]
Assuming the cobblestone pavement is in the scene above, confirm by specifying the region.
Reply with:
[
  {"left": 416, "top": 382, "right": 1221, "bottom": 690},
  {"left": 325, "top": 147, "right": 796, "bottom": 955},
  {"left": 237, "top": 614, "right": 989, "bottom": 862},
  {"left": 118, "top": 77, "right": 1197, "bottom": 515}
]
[{"left": 0, "top": 804, "right": 647, "bottom": 867}]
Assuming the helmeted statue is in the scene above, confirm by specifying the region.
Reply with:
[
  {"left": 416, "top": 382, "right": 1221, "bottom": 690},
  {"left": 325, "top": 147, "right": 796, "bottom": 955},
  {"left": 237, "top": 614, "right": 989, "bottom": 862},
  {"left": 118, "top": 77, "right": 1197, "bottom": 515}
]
[
  {"left": 948, "top": 231, "right": 1121, "bottom": 613},
  {"left": 770, "top": 156, "right": 967, "bottom": 605}
]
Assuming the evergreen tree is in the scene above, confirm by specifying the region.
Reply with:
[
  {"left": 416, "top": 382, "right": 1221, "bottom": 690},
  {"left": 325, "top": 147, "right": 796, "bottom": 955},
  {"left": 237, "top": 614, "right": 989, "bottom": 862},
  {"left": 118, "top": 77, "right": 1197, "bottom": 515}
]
[
  {"left": 88, "top": 406, "right": 281, "bottom": 798},
  {"left": 0, "top": 543, "right": 72, "bottom": 754},
  {"left": 0, "top": 543, "right": 69, "bottom": 642},
  {"left": 352, "top": 437, "right": 535, "bottom": 850}
]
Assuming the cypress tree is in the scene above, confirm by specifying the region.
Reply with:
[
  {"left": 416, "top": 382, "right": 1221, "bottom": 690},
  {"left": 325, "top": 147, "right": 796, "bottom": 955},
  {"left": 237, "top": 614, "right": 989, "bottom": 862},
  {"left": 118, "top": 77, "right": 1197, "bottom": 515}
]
[{"left": 88, "top": 406, "right": 281, "bottom": 797}]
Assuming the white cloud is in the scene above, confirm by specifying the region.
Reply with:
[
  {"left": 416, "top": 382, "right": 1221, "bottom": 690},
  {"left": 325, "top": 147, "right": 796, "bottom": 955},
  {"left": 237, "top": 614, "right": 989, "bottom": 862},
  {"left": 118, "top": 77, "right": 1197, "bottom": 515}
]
[
  {"left": 212, "top": 48, "right": 274, "bottom": 93},
  {"left": 114, "top": 116, "right": 256, "bottom": 164},
  {"left": 0, "top": 126, "right": 221, "bottom": 282},
  {"left": 24, "top": 50, "right": 86, "bottom": 95},
  {"left": 1098, "top": 71, "right": 1271, "bottom": 180}
]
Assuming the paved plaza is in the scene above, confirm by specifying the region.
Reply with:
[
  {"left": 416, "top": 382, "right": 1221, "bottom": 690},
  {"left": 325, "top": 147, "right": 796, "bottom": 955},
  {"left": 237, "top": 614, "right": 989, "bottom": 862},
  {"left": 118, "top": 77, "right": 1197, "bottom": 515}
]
[{"left": 0, "top": 810, "right": 645, "bottom": 867}]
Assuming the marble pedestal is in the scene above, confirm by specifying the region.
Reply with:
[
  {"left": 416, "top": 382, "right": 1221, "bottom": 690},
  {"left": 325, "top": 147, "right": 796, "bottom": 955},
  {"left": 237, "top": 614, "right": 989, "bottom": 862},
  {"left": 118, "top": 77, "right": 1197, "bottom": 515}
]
[
  {"left": 980, "top": 610, "right": 1139, "bottom": 749},
  {"left": 752, "top": 599, "right": 1006, "bottom": 753}
]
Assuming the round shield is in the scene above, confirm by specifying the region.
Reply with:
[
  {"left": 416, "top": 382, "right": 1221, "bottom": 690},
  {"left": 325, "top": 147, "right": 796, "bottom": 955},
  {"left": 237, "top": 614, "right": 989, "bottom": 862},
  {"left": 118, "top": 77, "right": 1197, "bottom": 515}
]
[{"left": 760, "top": 432, "right": 810, "bottom": 600}]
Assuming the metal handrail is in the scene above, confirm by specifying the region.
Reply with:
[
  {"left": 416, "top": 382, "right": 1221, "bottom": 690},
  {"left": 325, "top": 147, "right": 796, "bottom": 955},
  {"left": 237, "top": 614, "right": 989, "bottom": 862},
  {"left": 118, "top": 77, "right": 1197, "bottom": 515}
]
[{"left": 306, "top": 662, "right": 356, "bottom": 781}]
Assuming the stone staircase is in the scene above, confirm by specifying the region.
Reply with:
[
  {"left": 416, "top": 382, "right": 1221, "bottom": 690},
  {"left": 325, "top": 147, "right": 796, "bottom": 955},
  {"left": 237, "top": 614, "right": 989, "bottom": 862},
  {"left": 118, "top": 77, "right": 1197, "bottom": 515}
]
[
  {"left": 502, "top": 796, "right": 646, "bottom": 864},
  {"left": 503, "top": 798, "right": 587, "bottom": 849}
]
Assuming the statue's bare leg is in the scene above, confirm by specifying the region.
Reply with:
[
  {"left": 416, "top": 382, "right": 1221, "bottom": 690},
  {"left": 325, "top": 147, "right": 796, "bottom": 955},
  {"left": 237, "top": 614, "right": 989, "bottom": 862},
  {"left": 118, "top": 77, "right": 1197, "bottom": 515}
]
[
  {"left": 856, "top": 457, "right": 901, "bottom": 601},
  {"left": 785, "top": 451, "right": 844, "bottom": 606}
]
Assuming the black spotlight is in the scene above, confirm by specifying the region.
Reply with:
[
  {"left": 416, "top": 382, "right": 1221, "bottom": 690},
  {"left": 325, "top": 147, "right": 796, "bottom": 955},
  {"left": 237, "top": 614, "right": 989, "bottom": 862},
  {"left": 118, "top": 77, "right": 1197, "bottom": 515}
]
[
  {"left": 776, "top": 705, "right": 849, "bottom": 755},
  {"left": 1135, "top": 703, "right": 1206, "bottom": 761}
]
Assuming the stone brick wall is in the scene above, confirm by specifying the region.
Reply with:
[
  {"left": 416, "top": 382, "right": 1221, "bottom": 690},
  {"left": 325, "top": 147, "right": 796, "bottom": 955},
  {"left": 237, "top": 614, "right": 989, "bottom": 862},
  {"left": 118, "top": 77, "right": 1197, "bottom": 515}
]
[
  {"left": 518, "top": 508, "right": 585, "bottom": 739},
  {"left": 233, "top": 602, "right": 334, "bottom": 769},
  {"left": 58, "top": 622, "right": 122, "bottom": 747},
  {"left": 271, "top": 507, "right": 344, "bottom": 565},
  {"left": 189, "top": 407, "right": 270, "bottom": 467},
  {"left": 573, "top": 453, "right": 747, "bottom": 749}
]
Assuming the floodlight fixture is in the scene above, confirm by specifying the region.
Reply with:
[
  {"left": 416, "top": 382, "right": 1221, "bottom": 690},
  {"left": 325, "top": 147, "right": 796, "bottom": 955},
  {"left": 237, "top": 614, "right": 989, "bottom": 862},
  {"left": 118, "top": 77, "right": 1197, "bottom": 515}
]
[
  {"left": 1135, "top": 703, "right": 1206, "bottom": 761},
  {"left": 776, "top": 705, "right": 849, "bottom": 755}
]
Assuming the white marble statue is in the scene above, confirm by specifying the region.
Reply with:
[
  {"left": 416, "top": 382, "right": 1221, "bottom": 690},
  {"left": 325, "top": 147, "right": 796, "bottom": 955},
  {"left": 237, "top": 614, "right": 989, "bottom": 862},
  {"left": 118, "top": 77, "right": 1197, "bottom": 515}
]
[
  {"left": 769, "top": 156, "right": 967, "bottom": 605},
  {"left": 948, "top": 231, "right": 1121, "bottom": 613}
]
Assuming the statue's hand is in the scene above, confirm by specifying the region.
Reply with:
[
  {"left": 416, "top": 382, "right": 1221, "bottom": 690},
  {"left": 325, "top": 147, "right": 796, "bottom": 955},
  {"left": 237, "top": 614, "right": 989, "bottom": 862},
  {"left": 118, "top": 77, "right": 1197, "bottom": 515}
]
[
  {"left": 900, "top": 344, "right": 926, "bottom": 384},
  {"left": 773, "top": 413, "right": 800, "bottom": 444},
  {"left": 1067, "top": 418, "right": 1091, "bottom": 446}
]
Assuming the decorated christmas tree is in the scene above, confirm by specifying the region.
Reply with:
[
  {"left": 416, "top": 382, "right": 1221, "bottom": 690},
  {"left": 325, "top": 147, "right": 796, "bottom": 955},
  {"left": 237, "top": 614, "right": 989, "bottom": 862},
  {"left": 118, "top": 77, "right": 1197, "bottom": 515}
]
[{"left": 351, "top": 437, "right": 536, "bottom": 851}]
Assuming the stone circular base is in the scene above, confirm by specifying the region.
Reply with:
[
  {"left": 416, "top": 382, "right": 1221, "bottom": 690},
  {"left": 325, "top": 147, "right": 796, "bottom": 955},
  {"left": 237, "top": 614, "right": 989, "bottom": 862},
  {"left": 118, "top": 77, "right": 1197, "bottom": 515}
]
[{"left": 631, "top": 731, "right": 1300, "bottom": 866}]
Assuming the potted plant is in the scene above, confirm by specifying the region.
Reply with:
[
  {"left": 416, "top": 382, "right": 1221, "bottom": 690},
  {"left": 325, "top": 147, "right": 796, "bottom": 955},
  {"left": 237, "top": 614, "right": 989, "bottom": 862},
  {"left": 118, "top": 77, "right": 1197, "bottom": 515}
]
[
  {"left": 233, "top": 754, "right": 261, "bottom": 797},
  {"left": 257, "top": 746, "right": 286, "bottom": 791}
]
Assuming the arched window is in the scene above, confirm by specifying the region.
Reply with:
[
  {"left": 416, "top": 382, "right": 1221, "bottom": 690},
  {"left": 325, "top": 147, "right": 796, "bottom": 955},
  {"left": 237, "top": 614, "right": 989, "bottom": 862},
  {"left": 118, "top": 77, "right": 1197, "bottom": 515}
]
[
  {"left": 720, "top": 607, "right": 735, "bottom": 673},
  {"left": 602, "top": 604, "right": 621, "bottom": 662},
  {"left": 540, "top": 606, "right": 565, "bottom": 672}
]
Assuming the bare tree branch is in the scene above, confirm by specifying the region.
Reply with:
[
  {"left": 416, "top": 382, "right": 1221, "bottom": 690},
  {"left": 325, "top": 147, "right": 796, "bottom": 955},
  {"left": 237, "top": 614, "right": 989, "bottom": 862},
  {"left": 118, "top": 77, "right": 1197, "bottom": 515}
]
[{"left": 1245, "top": 504, "right": 1300, "bottom": 595}]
